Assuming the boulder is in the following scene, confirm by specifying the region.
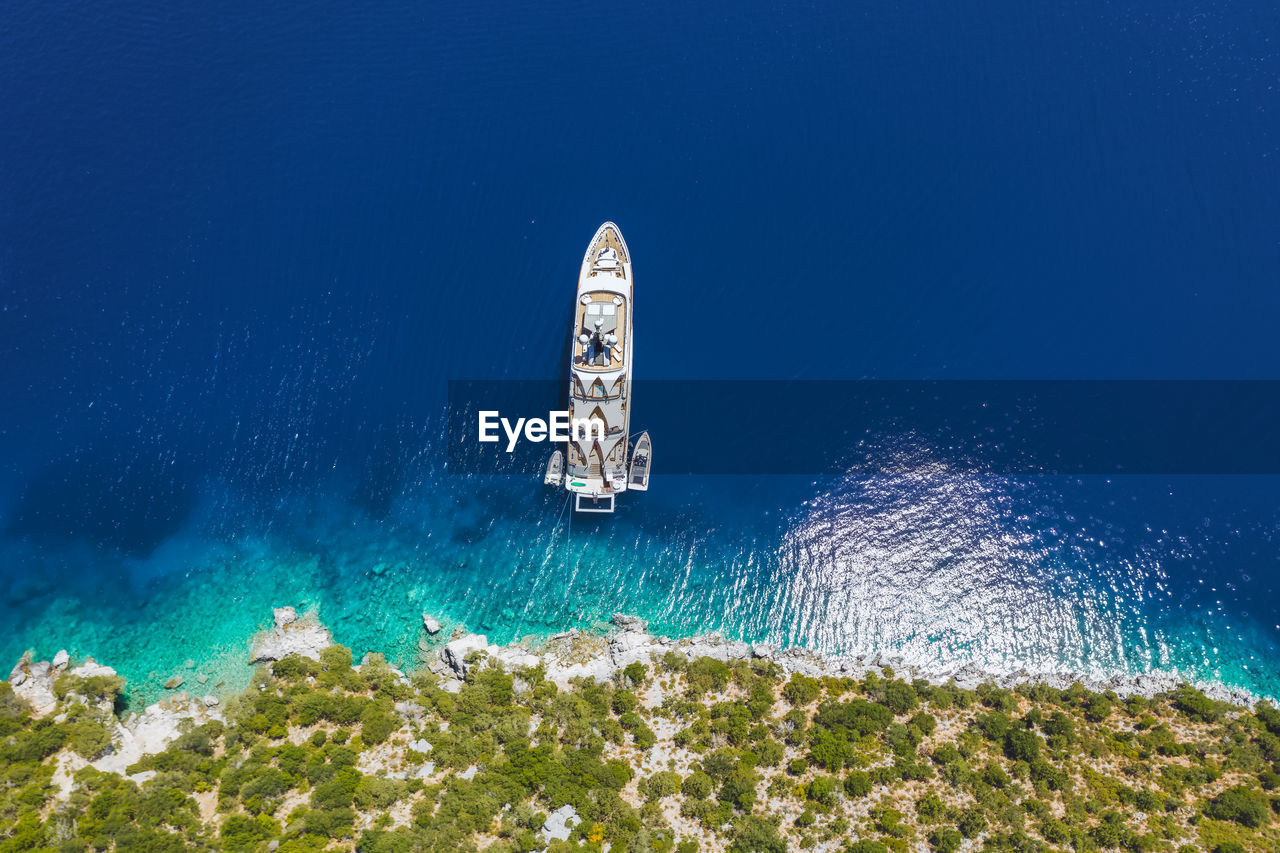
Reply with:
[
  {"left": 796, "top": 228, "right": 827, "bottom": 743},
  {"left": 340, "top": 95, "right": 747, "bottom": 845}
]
[
  {"left": 442, "top": 634, "right": 490, "bottom": 677},
  {"left": 202, "top": 695, "right": 219, "bottom": 707},
  {"left": 491, "top": 646, "right": 540, "bottom": 672},
  {"left": 251, "top": 609, "right": 333, "bottom": 663},
  {"left": 69, "top": 658, "right": 117, "bottom": 680},
  {"left": 423, "top": 615, "right": 441, "bottom": 635},
  {"left": 751, "top": 643, "right": 778, "bottom": 659},
  {"left": 9, "top": 658, "right": 58, "bottom": 717},
  {"left": 52, "top": 650, "right": 70, "bottom": 670},
  {"left": 608, "top": 629, "right": 655, "bottom": 669},
  {"left": 163, "top": 675, "right": 184, "bottom": 690},
  {"left": 541, "top": 805, "right": 580, "bottom": 843}
]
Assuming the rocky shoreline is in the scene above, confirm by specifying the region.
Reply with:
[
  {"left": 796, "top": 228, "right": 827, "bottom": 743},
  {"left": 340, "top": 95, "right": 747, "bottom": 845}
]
[
  {"left": 5, "top": 605, "right": 1265, "bottom": 779},
  {"left": 414, "top": 612, "right": 1266, "bottom": 709}
]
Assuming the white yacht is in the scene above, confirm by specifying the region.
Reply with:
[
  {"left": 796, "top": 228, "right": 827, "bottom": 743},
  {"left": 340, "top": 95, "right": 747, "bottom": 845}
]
[{"left": 547, "top": 222, "right": 650, "bottom": 512}]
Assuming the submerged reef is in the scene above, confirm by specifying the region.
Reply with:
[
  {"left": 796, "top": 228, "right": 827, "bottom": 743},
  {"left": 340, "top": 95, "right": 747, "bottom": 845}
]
[{"left": 2, "top": 610, "right": 1279, "bottom": 852}]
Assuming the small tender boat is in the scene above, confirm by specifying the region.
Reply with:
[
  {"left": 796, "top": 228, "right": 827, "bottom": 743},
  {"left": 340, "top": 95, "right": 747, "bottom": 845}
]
[
  {"left": 628, "top": 431, "right": 651, "bottom": 491},
  {"left": 545, "top": 222, "right": 650, "bottom": 513},
  {"left": 543, "top": 449, "right": 564, "bottom": 487}
]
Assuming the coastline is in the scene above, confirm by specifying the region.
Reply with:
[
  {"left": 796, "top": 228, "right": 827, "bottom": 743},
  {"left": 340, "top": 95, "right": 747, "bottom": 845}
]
[
  {"left": 7, "top": 605, "right": 1267, "bottom": 732},
  {"left": 6, "top": 605, "right": 1279, "bottom": 852}
]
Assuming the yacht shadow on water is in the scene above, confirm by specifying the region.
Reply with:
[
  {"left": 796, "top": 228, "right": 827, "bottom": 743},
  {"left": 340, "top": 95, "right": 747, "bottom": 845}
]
[{"left": 4, "top": 445, "right": 198, "bottom": 559}]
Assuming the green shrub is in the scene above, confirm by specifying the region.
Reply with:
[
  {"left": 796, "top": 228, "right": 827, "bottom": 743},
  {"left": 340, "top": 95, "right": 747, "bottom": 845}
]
[
  {"left": 271, "top": 655, "right": 314, "bottom": 680},
  {"left": 682, "top": 771, "right": 713, "bottom": 799},
  {"left": 622, "top": 662, "right": 647, "bottom": 685},
  {"left": 958, "top": 808, "right": 987, "bottom": 838},
  {"left": 909, "top": 711, "right": 937, "bottom": 736},
  {"left": 727, "top": 815, "right": 785, "bottom": 853},
  {"left": 927, "top": 827, "right": 963, "bottom": 853},
  {"left": 882, "top": 681, "right": 918, "bottom": 715},
  {"left": 1174, "top": 685, "right": 1221, "bottom": 722},
  {"left": 718, "top": 765, "right": 759, "bottom": 811},
  {"left": 756, "top": 738, "right": 784, "bottom": 767},
  {"left": 847, "top": 843, "right": 889, "bottom": 853},
  {"left": 1004, "top": 728, "right": 1042, "bottom": 763},
  {"left": 1204, "top": 784, "right": 1269, "bottom": 827},
  {"left": 844, "top": 770, "right": 872, "bottom": 798},
  {"left": 783, "top": 675, "right": 821, "bottom": 707},
  {"left": 646, "top": 771, "right": 681, "bottom": 799},
  {"left": 66, "top": 717, "right": 112, "bottom": 759},
  {"left": 806, "top": 775, "right": 838, "bottom": 806},
  {"left": 360, "top": 703, "right": 397, "bottom": 744},
  {"left": 686, "top": 658, "right": 731, "bottom": 696},
  {"left": 916, "top": 792, "right": 945, "bottom": 822}
]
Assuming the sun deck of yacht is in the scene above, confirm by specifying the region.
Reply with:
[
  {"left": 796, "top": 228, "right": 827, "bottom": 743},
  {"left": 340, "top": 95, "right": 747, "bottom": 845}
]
[{"left": 573, "top": 292, "right": 629, "bottom": 371}]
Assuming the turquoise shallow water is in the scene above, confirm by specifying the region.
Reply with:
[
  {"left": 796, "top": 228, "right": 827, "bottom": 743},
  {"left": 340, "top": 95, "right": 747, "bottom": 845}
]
[{"left": 4, "top": 449, "right": 1278, "bottom": 710}]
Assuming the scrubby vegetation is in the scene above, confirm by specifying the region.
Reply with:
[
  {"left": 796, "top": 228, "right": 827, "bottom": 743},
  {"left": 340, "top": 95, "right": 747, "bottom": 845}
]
[{"left": 2, "top": 646, "right": 1280, "bottom": 851}]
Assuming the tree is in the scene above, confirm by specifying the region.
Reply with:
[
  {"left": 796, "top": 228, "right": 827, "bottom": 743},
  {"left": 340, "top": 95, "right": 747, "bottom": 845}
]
[
  {"left": 928, "top": 828, "right": 963, "bottom": 853},
  {"left": 882, "top": 681, "right": 918, "bottom": 715},
  {"left": 727, "top": 816, "right": 785, "bottom": 853},
  {"left": 718, "top": 766, "right": 760, "bottom": 811},
  {"left": 622, "top": 662, "right": 647, "bottom": 685},
  {"left": 646, "top": 771, "right": 681, "bottom": 799},
  {"left": 844, "top": 770, "right": 872, "bottom": 798},
  {"left": 1004, "top": 728, "right": 1041, "bottom": 763},
  {"left": 682, "top": 771, "right": 713, "bottom": 800},
  {"left": 806, "top": 775, "right": 838, "bottom": 807},
  {"left": 1204, "top": 785, "right": 1269, "bottom": 827},
  {"left": 783, "top": 675, "right": 821, "bottom": 707}
]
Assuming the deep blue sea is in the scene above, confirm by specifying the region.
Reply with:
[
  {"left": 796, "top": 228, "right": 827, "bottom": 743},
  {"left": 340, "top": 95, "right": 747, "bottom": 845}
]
[{"left": 2, "top": 1, "right": 1279, "bottom": 706}]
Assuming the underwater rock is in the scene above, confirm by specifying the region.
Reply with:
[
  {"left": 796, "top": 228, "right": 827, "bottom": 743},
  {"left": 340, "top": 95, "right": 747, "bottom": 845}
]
[
  {"left": 163, "top": 675, "right": 184, "bottom": 689},
  {"left": 611, "top": 613, "right": 648, "bottom": 632},
  {"left": 252, "top": 608, "right": 333, "bottom": 663}
]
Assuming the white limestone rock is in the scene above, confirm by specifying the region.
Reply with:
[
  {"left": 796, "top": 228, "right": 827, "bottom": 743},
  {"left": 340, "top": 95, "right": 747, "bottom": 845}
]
[
  {"left": 752, "top": 643, "right": 778, "bottom": 659},
  {"left": 251, "top": 609, "right": 333, "bottom": 663},
  {"left": 541, "top": 804, "right": 580, "bottom": 843},
  {"left": 608, "top": 629, "right": 655, "bottom": 669},
  {"left": 491, "top": 645, "right": 540, "bottom": 672},
  {"left": 543, "top": 655, "right": 613, "bottom": 685},
  {"left": 423, "top": 615, "right": 441, "bottom": 635},
  {"left": 458, "top": 765, "right": 479, "bottom": 781},
  {"left": 93, "top": 694, "right": 223, "bottom": 775},
  {"left": 9, "top": 658, "right": 57, "bottom": 717},
  {"left": 52, "top": 649, "right": 70, "bottom": 670},
  {"left": 441, "top": 634, "right": 489, "bottom": 677},
  {"left": 69, "top": 658, "right": 117, "bottom": 680}
]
